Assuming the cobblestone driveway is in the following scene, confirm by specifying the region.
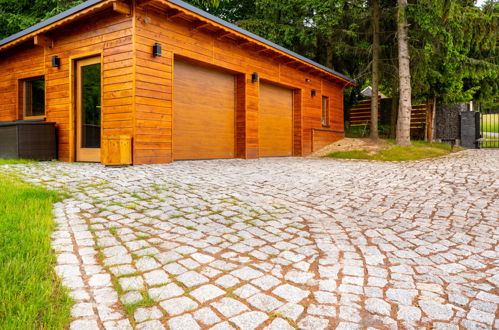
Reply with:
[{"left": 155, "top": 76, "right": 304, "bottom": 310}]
[{"left": 3, "top": 150, "right": 498, "bottom": 329}]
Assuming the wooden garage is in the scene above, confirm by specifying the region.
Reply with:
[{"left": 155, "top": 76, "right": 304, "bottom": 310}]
[
  {"left": 0, "top": 0, "right": 355, "bottom": 165},
  {"left": 173, "top": 60, "right": 235, "bottom": 160},
  {"left": 259, "top": 83, "right": 294, "bottom": 157}
]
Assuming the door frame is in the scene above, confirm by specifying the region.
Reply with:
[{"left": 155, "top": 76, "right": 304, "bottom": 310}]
[{"left": 69, "top": 53, "right": 103, "bottom": 162}]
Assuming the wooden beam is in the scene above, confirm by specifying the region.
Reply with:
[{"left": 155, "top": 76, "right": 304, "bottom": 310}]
[
  {"left": 113, "top": 1, "right": 131, "bottom": 15},
  {"left": 255, "top": 46, "right": 269, "bottom": 53},
  {"left": 297, "top": 64, "right": 309, "bottom": 71},
  {"left": 216, "top": 30, "right": 232, "bottom": 40},
  {"left": 190, "top": 21, "right": 210, "bottom": 33},
  {"left": 269, "top": 53, "right": 287, "bottom": 61},
  {"left": 237, "top": 40, "right": 252, "bottom": 47},
  {"left": 33, "top": 34, "right": 53, "bottom": 48},
  {"left": 281, "top": 58, "right": 296, "bottom": 65},
  {"left": 300, "top": 67, "right": 315, "bottom": 74},
  {"left": 167, "top": 10, "right": 184, "bottom": 20},
  {"left": 137, "top": 0, "right": 155, "bottom": 7},
  {"left": 272, "top": 54, "right": 288, "bottom": 61}
]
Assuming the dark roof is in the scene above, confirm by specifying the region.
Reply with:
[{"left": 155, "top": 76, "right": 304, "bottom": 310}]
[{"left": 0, "top": 0, "right": 355, "bottom": 84}]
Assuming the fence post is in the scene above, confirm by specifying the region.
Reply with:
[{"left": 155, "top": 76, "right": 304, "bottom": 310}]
[{"left": 460, "top": 111, "right": 479, "bottom": 149}]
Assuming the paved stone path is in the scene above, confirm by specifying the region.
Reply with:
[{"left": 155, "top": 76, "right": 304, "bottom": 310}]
[{"left": 1, "top": 149, "right": 498, "bottom": 329}]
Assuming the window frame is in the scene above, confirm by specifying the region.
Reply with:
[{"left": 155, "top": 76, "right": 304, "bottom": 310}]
[
  {"left": 20, "top": 76, "right": 46, "bottom": 119},
  {"left": 321, "top": 95, "right": 330, "bottom": 127}
]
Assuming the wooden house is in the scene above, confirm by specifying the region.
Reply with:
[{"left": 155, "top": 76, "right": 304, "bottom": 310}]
[{"left": 0, "top": 0, "right": 355, "bottom": 165}]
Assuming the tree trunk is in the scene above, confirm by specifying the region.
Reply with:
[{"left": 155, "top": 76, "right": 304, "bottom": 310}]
[
  {"left": 395, "top": 0, "right": 412, "bottom": 146},
  {"left": 390, "top": 75, "right": 398, "bottom": 139},
  {"left": 370, "top": 0, "right": 380, "bottom": 140},
  {"left": 430, "top": 96, "right": 437, "bottom": 142},
  {"left": 326, "top": 36, "right": 334, "bottom": 69}
]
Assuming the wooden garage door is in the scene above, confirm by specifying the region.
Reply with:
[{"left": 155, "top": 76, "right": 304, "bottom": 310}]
[
  {"left": 173, "top": 61, "right": 235, "bottom": 160},
  {"left": 259, "top": 83, "right": 293, "bottom": 157}
]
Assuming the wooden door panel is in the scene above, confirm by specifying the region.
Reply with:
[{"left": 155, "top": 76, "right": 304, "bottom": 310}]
[
  {"left": 173, "top": 60, "right": 235, "bottom": 160},
  {"left": 259, "top": 83, "right": 293, "bottom": 157}
]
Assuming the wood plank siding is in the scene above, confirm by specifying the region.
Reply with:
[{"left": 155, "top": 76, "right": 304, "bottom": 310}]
[
  {"left": 0, "top": 7, "right": 133, "bottom": 162},
  {"left": 0, "top": 0, "right": 351, "bottom": 165}
]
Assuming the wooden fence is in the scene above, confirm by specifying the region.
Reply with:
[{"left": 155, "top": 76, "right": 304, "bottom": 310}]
[{"left": 348, "top": 98, "right": 433, "bottom": 139}]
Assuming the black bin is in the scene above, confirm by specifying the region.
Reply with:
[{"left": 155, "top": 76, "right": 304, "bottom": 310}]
[{"left": 0, "top": 120, "right": 57, "bottom": 160}]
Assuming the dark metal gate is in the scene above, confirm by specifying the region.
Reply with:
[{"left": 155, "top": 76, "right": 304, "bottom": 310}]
[{"left": 479, "top": 110, "right": 499, "bottom": 148}]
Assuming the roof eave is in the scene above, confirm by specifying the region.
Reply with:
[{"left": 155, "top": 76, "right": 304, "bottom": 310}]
[
  {"left": 0, "top": 0, "right": 356, "bottom": 86},
  {"left": 0, "top": 0, "right": 110, "bottom": 52}
]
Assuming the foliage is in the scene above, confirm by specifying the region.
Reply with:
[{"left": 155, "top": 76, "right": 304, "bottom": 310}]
[
  {"left": 326, "top": 139, "right": 454, "bottom": 161},
  {"left": 0, "top": 174, "right": 72, "bottom": 328},
  {"left": 409, "top": 0, "right": 499, "bottom": 106}
]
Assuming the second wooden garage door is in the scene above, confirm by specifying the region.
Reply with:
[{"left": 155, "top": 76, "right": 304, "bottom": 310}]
[
  {"left": 259, "top": 83, "right": 293, "bottom": 157},
  {"left": 173, "top": 61, "right": 235, "bottom": 160}
]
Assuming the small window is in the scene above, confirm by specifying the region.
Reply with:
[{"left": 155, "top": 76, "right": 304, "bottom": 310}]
[
  {"left": 24, "top": 77, "right": 45, "bottom": 117},
  {"left": 322, "top": 96, "right": 330, "bottom": 126}
]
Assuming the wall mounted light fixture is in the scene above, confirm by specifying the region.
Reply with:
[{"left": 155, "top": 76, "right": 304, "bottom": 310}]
[
  {"left": 305, "top": 78, "right": 311, "bottom": 83},
  {"left": 311, "top": 89, "right": 317, "bottom": 97},
  {"left": 251, "top": 72, "right": 259, "bottom": 83},
  {"left": 51, "top": 56, "right": 60, "bottom": 68},
  {"left": 153, "top": 43, "right": 162, "bottom": 57}
]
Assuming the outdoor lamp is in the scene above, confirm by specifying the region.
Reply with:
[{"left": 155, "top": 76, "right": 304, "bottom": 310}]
[
  {"left": 252, "top": 72, "right": 259, "bottom": 83},
  {"left": 153, "top": 43, "right": 162, "bottom": 57},
  {"left": 51, "top": 56, "right": 60, "bottom": 68}
]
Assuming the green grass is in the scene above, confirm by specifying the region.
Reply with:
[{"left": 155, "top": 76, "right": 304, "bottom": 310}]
[
  {"left": 326, "top": 140, "right": 455, "bottom": 161},
  {"left": 481, "top": 113, "right": 499, "bottom": 132},
  {"left": 0, "top": 175, "right": 72, "bottom": 329},
  {"left": 480, "top": 134, "right": 499, "bottom": 148},
  {"left": 123, "top": 293, "right": 156, "bottom": 319},
  {"left": 0, "top": 158, "right": 35, "bottom": 165},
  {"left": 481, "top": 141, "right": 499, "bottom": 148}
]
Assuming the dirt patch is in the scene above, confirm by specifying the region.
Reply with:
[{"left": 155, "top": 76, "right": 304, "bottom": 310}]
[{"left": 310, "top": 138, "right": 389, "bottom": 157}]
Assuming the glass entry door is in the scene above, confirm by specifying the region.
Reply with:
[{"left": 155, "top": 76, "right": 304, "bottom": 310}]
[{"left": 76, "top": 57, "right": 101, "bottom": 162}]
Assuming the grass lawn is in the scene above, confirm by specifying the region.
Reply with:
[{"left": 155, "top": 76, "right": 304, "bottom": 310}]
[
  {"left": 481, "top": 113, "right": 499, "bottom": 132},
  {"left": 0, "top": 158, "right": 35, "bottom": 165},
  {"left": 480, "top": 134, "right": 499, "bottom": 148},
  {"left": 326, "top": 140, "right": 455, "bottom": 161},
  {"left": 0, "top": 169, "right": 72, "bottom": 328}
]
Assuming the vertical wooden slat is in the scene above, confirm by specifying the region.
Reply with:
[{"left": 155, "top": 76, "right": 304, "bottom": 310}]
[
  {"left": 235, "top": 74, "right": 246, "bottom": 158},
  {"left": 293, "top": 89, "right": 303, "bottom": 156},
  {"left": 245, "top": 73, "right": 259, "bottom": 159}
]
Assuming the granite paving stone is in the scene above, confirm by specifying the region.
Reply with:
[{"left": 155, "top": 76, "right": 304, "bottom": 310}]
[
  {"left": 159, "top": 296, "right": 199, "bottom": 315},
  {"left": 211, "top": 298, "right": 249, "bottom": 318},
  {"left": 229, "top": 311, "right": 268, "bottom": 330},
  {"left": 2, "top": 150, "right": 496, "bottom": 329}
]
